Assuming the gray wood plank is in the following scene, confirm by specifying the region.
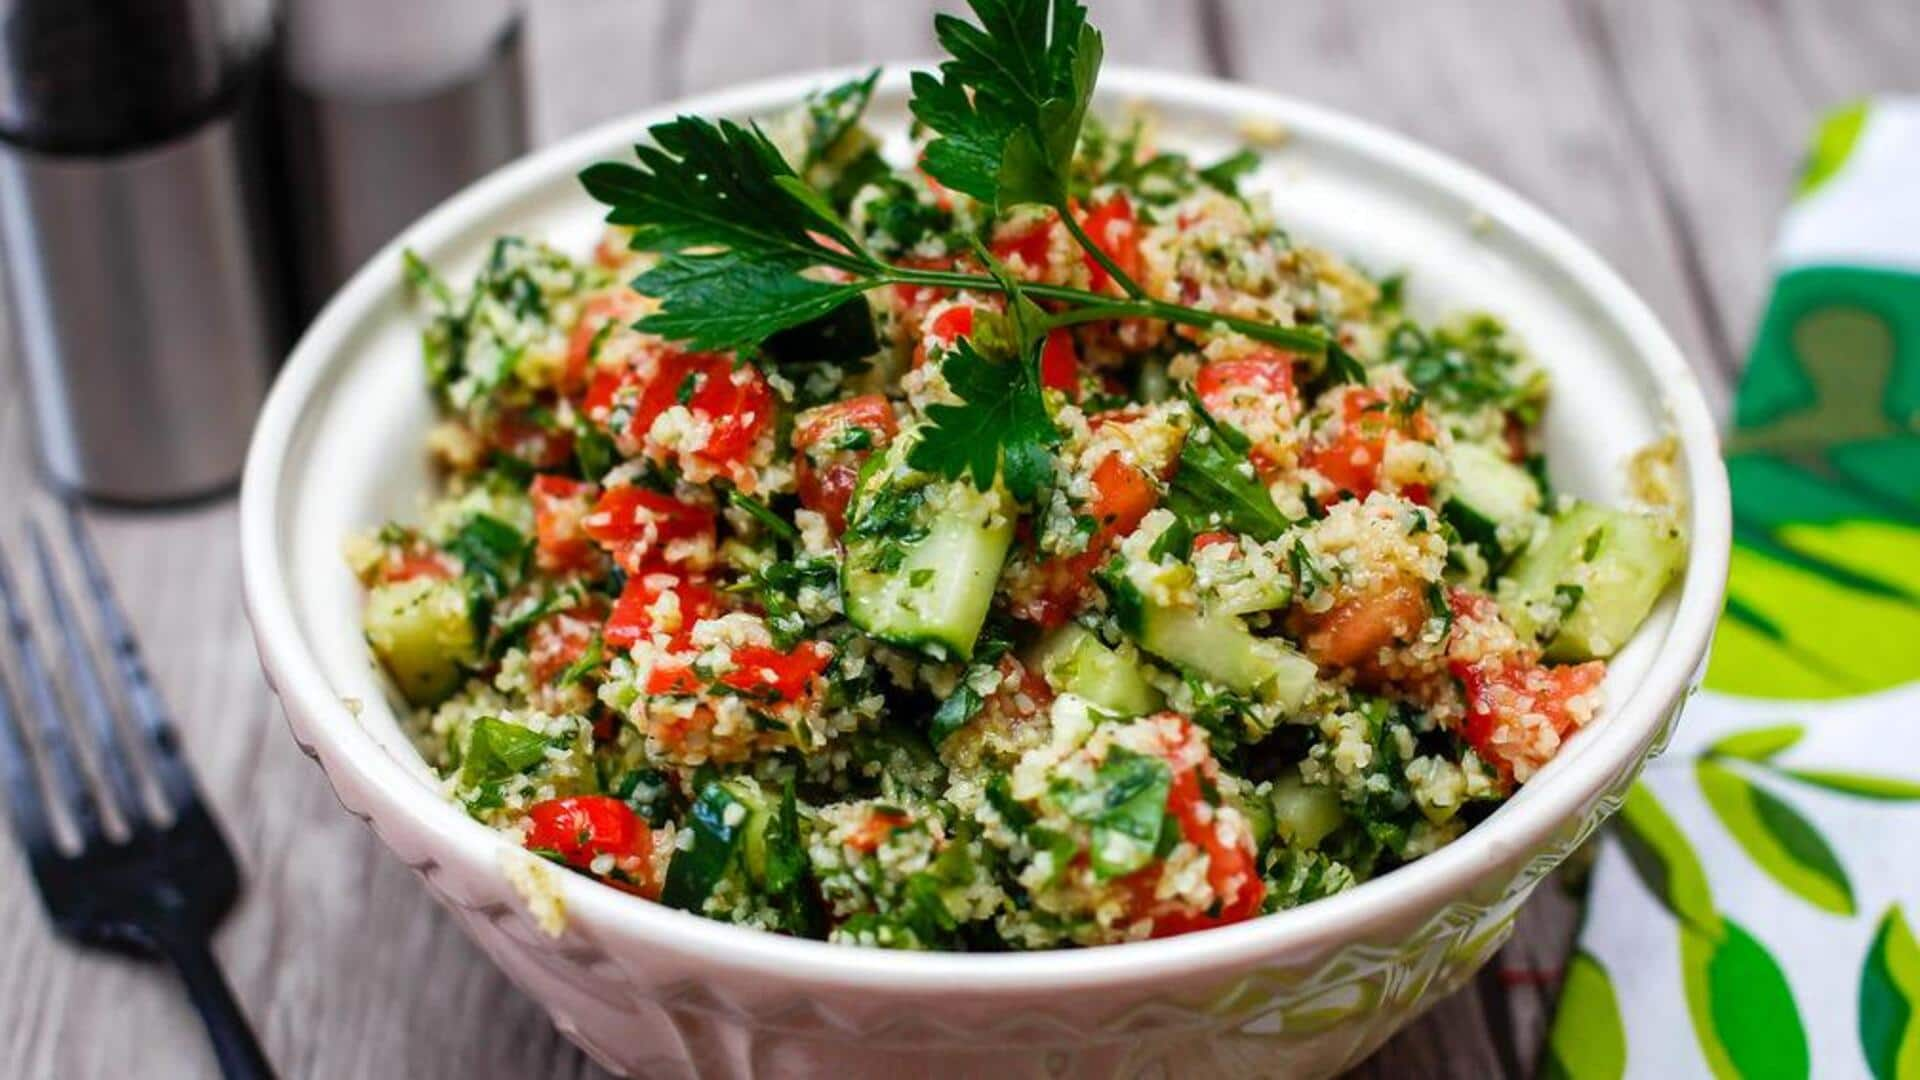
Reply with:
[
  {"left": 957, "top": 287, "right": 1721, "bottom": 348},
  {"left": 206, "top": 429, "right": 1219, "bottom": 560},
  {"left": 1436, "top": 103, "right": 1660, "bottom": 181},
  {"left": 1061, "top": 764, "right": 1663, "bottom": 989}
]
[
  {"left": 1209, "top": 0, "right": 1734, "bottom": 418},
  {"left": 1575, "top": 0, "right": 1920, "bottom": 371}
]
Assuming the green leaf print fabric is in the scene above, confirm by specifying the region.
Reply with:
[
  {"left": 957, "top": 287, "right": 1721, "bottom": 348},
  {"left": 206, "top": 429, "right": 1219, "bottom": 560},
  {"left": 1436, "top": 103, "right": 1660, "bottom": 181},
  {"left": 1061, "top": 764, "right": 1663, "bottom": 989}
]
[{"left": 1554, "top": 98, "right": 1920, "bottom": 1078}]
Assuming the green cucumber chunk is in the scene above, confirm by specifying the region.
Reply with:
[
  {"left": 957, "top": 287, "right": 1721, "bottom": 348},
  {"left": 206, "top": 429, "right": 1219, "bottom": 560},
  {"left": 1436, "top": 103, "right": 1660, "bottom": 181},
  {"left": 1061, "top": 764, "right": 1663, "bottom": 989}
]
[
  {"left": 1440, "top": 441, "right": 1543, "bottom": 562},
  {"left": 841, "top": 436, "right": 1016, "bottom": 661},
  {"left": 1109, "top": 574, "right": 1317, "bottom": 710},
  {"left": 1498, "top": 500, "right": 1685, "bottom": 660},
  {"left": 365, "top": 576, "right": 478, "bottom": 706},
  {"left": 1028, "top": 624, "right": 1165, "bottom": 717}
]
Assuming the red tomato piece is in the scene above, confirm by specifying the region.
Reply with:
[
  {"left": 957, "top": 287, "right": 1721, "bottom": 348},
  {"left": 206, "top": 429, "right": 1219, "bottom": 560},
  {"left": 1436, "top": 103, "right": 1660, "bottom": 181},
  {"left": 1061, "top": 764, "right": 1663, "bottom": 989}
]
[
  {"left": 382, "top": 547, "right": 456, "bottom": 584},
  {"left": 1149, "top": 767, "right": 1265, "bottom": 938},
  {"left": 1191, "top": 530, "right": 1236, "bottom": 553},
  {"left": 583, "top": 486, "right": 717, "bottom": 574},
  {"left": 526, "top": 600, "right": 607, "bottom": 685},
  {"left": 1294, "top": 579, "right": 1430, "bottom": 671},
  {"left": 1194, "top": 351, "right": 1299, "bottom": 474},
  {"left": 1195, "top": 353, "right": 1295, "bottom": 407},
  {"left": 584, "top": 347, "right": 774, "bottom": 474},
  {"left": 1011, "top": 454, "right": 1159, "bottom": 627},
  {"left": 604, "top": 573, "right": 717, "bottom": 651},
  {"left": 990, "top": 217, "right": 1056, "bottom": 274},
  {"left": 1076, "top": 193, "right": 1143, "bottom": 294},
  {"left": 1451, "top": 657, "right": 1606, "bottom": 781},
  {"left": 845, "top": 808, "right": 912, "bottom": 853},
  {"left": 490, "top": 408, "right": 574, "bottom": 470},
  {"left": 565, "top": 289, "right": 643, "bottom": 393},
  {"left": 717, "top": 642, "right": 833, "bottom": 704},
  {"left": 1304, "top": 387, "right": 1436, "bottom": 502},
  {"left": 913, "top": 304, "right": 977, "bottom": 371},
  {"left": 1040, "top": 329, "right": 1079, "bottom": 396},
  {"left": 793, "top": 395, "right": 898, "bottom": 534},
  {"left": 524, "top": 796, "right": 654, "bottom": 892},
  {"left": 530, "top": 475, "right": 600, "bottom": 574}
]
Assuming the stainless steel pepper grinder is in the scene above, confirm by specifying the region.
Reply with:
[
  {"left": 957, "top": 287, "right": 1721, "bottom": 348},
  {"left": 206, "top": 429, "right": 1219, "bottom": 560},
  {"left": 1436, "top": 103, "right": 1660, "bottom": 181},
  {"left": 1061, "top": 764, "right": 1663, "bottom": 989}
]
[
  {"left": 0, "top": 0, "right": 287, "bottom": 503},
  {"left": 276, "top": 0, "right": 528, "bottom": 316}
]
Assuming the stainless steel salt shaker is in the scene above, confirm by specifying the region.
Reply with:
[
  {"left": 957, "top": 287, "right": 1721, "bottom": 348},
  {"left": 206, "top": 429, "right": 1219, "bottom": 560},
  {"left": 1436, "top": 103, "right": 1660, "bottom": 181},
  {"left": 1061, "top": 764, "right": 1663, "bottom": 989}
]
[
  {"left": 276, "top": 0, "right": 529, "bottom": 315},
  {"left": 0, "top": 0, "right": 287, "bottom": 503}
]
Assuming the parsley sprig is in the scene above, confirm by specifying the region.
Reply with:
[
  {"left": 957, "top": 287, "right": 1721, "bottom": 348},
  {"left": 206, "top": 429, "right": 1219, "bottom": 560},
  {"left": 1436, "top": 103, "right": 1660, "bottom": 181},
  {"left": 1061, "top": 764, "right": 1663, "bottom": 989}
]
[
  {"left": 577, "top": 0, "right": 1332, "bottom": 497},
  {"left": 910, "top": 0, "right": 1141, "bottom": 297}
]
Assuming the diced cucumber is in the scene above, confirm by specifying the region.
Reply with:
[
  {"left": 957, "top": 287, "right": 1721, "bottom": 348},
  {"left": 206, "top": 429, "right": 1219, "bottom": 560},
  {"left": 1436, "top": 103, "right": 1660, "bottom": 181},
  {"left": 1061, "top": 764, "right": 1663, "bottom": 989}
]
[
  {"left": 1440, "top": 441, "right": 1543, "bottom": 563},
  {"left": 1268, "top": 768, "right": 1346, "bottom": 850},
  {"left": 1498, "top": 500, "right": 1685, "bottom": 660},
  {"left": 365, "top": 577, "right": 478, "bottom": 706},
  {"left": 1028, "top": 624, "right": 1164, "bottom": 717},
  {"left": 841, "top": 439, "right": 1014, "bottom": 661},
  {"left": 1109, "top": 575, "right": 1317, "bottom": 710}
]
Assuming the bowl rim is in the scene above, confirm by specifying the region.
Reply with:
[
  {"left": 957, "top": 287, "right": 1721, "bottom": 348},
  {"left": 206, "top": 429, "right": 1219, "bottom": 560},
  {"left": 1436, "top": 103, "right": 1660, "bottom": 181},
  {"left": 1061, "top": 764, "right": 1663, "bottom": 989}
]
[{"left": 240, "top": 64, "right": 1731, "bottom": 993}]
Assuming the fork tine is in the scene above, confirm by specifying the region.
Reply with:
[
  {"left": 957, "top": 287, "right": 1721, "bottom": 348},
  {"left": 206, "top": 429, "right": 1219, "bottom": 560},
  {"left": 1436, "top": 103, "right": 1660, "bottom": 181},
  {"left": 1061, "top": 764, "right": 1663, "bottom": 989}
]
[
  {"left": 60, "top": 504, "right": 199, "bottom": 812},
  {"left": 0, "top": 542, "right": 103, "bottom": 846},
  {"left": 0, "top": 593, "right": 55, "bottom": 857},
  {"left": 27, "top": 522, "right": 149, "bottom": 828}
]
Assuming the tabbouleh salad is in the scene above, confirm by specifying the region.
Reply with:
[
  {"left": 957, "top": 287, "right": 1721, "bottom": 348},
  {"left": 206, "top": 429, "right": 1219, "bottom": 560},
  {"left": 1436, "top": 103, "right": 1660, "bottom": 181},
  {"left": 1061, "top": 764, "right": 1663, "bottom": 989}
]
[{"left": 351, "top": 0, "right": 1684, "bottom": 951}]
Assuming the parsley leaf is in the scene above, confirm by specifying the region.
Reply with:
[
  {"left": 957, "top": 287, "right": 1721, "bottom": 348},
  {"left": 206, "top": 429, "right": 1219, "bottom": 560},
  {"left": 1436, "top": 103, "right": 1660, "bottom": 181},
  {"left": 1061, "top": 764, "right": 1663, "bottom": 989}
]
[
  {"left": 579, "top": 116, "right": 880, "bottom": 351},
  {"left": 910, "top": 0, "right": 1101, "bottom": 211},
  {"left": 909, "top": 337, "right": 1060, "bottom": 502},
  {"left": 1197, "top": 148, "right": 1261, "bottom": 195},
  {"left": 1164, "top": 392, "right": 1292, "bottom": 541}
]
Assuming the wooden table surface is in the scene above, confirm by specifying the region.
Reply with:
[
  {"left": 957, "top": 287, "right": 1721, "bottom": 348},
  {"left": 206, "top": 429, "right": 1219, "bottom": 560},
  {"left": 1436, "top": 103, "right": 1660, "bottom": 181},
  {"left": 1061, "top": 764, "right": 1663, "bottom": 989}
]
[{"left": 1, "top": 1, "right": 1914, "bottom": 1076}]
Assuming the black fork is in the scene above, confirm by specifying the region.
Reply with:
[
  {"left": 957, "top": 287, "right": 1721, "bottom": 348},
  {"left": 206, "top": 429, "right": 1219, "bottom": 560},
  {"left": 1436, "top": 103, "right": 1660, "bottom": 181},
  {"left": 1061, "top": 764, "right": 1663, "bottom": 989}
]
[{"left": 0, "top": 506, "right": 272, "bottom": 1080}]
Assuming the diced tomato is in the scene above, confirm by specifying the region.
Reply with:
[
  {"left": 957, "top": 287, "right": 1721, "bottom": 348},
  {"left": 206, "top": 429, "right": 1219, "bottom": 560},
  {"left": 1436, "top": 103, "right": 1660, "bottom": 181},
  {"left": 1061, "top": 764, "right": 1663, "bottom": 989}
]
[
  {"left": 643, "top": 662, "right": 703, "bottom": 695},
  {"left": 1076, "top": 193, "right": 1143, "bottom": 294},
  {"left": 1105, "top": 714, "right": 1264, "bottom": 938},
  {"left": 1303, "top": 387, "right": 1436, "bottom": 502},
  {"left": 1195, "top": 351, "right": 1298, "bottom": 473},
  {"left": 1451, "top": 656, "right": 1606, "bottom": 781},
  {"left": 1040, "top": 329, "right": 1079, "bottom": 395},
  {"left": 1192, "top": 530, "right": 1236, "bottom": 553},
  {"left": 583, "top": 486, "right": 716, "bottom": 574},
  {"left": 793, "top": 395, "right": 898, "bottom": 533},
  {"left": 526, "top": 600, "right": 607, "bottom": 685},
  {"left": 585, "top": 347, "right": 774, "bottom": 475},
  {"left": 649, "top": 352, "right": 775, "bottom": 466},
  {"left": 524, "top": 796, "right": 654, "bottom": 894},
  {"left": 717, "top": 642, "right": 833, "bottom": 704},
  {"left": 593, "top": 230, "right": 634, "bottom": 271},
  {"left": 565, "top": 289, "right": 643, "bottom": 393},
  {"left": 1011, "top": 454, "right": 1159, "bottom": 627},
  {"left": 1149, "top": 767, "right": 1265, "bottom": 937},
  {"left": 990, "top": 216, "right": 1057, "bottom": 274},
  {"left": 530, "top": 475, "right": 600, "bottom": 574},
  {"left": 1294, "top": 578, "right": 1430, "bottom": 671},
  {"left": 604, "top": 573, "right": 717, "bottom": 651},
  {"left": 382, "top": 547, "right": 456, "bottom": 584},
  {"left": 490, "top": 408, "right": 573, "bottom": 470},
  {"left": 644, "top": 641, "right": 831, "bottom": 705},
  {"left": 1196, "top": 353, "right": 1295, "bottom": 408},
  {"left": 913, "top": 304, "right": 977, "bottom": 371},
  {"left": 794, "top": 394, "right": 898, "bottom": 451},
  {"left": 845, "top": 808, "right": 912, "bottom": 853}
]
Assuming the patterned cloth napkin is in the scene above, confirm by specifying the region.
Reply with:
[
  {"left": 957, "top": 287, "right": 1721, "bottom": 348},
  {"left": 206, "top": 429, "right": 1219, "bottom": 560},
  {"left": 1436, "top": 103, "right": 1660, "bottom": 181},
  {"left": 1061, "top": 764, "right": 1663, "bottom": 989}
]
[{"left": 1547, "top": 99, "right": 1920, "bottom": 1080}]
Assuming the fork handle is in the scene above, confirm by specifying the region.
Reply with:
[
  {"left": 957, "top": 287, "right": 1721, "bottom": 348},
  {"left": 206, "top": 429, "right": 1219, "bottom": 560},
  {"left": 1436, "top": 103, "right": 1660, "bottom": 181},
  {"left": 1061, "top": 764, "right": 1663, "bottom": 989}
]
[{"left": 153, "top": 930, "right": 276, "bottom": 1080}]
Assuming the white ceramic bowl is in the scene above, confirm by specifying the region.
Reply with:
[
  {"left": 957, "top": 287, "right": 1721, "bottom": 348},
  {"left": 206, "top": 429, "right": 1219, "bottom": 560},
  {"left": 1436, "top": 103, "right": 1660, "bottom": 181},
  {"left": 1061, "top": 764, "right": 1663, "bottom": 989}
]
[{"left": 240, "top": 68, "right": 1730, "bottom": 1078}]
